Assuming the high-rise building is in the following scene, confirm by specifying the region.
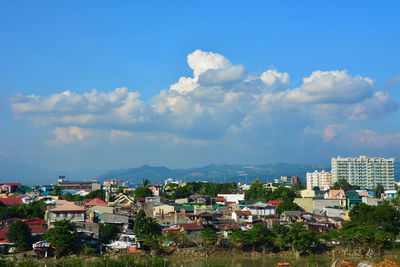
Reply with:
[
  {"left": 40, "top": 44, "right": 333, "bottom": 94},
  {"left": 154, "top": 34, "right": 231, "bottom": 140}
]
[
  {"left": 331, "top": 156, "right": 395, "bottom": 190},
  {"left": 306, "top": 170, "right": 332, "bottom": 190}
]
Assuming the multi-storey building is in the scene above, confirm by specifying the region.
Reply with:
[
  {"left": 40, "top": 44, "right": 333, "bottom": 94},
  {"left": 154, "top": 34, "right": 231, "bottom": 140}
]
[
  {"left": 306, "top": 170, "right": 332, "bottom": 190},
  {"left": 331, "top": 156, "right": 395, "bottom": 190}
]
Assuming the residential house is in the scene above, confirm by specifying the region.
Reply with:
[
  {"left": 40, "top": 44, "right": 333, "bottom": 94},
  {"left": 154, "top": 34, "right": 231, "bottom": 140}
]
[
  {"left": 324, "top": 190, "right": 346, "bottom": 209},
  {"left": 0, "top": 183, "right": 21, "bottom": 194},
  {"left": 88, "top": 205, "right": 114, "bottom": 223},
  {"left": 362, "top": 197, "right": 382, "bottom": 206},
  {"left": 153, "top": 204, "right": 175, "bottom": 217},
  {"left": 242, "top": 202, "right": 275, "bottom": 217},
  {"left": 345, "top": 191, "right": 362, "bottom": 210},
  {"left": 84, "top": 198, "right": 108, "bottom": 207},
  {"left": 47, "top": 200, "right": 86, "bottom": 225},
  {"left": 39, "top": 196, "right": 58, "bottom": 205},
  {"left": 214, "top": 196, "right": 226, "bottom": 205},
  {"left": 280, "top": 211, "right": 302, "bottom": 223},
  {"left": 98, "top": 213, "right": 129, "bottom": 231},
  {"left": 300, "top": 189, "right": 316, "bottom": 198},
  {"left": 325, "top": 190, "right": 346, "bottom": 200},
  {"left": 0, "top": 218, "right": 46, "bottom": 246},
  {"left": 383, "top": 190, "right": 398, "bottom": 200},
  {"left": 217, "top": 194, "right": 244, "bottom": 204},
  {"left": 267, "top": 200, "right": 283, "bottom": 210},
  {"left": 222, "top": 223, "right": 240, "bottom": 238},
  {"left": 149, "top": 184, "right": 163, "bottom": 196},
  {"left": 109, "top": 194, "right": 134, "bottom": 208},
  {"left": 232, "top": 210, "right": 253, "bottom": 224},
  {"left": 313, "top": 199, "right": 346, "bottom": 213},
  {"left": 178, "top": 223, "right": 204, "bottom": 237},
  {"left": 189, "top": 194, "right": 211, "bottom": 204}
]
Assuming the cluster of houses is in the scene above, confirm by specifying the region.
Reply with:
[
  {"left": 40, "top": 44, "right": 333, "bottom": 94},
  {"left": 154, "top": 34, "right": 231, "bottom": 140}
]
[{"left": 0, "top": 176, "right": 398, "bottom": 254}]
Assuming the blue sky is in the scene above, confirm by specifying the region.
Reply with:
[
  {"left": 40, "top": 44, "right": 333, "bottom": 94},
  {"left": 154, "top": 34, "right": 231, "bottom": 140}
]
[{"left": 1, "top": 1, "right": 400, "bottom": 177}]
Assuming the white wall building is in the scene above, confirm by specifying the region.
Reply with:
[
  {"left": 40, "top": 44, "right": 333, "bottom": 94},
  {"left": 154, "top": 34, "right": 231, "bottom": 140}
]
[
  {"left": 331, "top": 156, "right": 395, "bottom": 190},
  {"left": 306, "top": 170, "right": 332, "bottom": 190},
  {"left": 217, "top": 194, "right": 245, "bottom": 203}
]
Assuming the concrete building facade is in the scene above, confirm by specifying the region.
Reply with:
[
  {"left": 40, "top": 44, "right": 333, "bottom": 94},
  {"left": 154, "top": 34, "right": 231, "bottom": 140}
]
[
  {"left": 331, "top": 156, "right": 395, "bottom": 190},
  {"left": 306, "top": 170, "right": 332, "bottom": 190}
]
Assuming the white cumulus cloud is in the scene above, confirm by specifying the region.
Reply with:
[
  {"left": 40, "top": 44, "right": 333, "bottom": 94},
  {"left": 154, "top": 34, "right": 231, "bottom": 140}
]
[{"left": 8, "top": 49, "right": 400, "bottom": 148}]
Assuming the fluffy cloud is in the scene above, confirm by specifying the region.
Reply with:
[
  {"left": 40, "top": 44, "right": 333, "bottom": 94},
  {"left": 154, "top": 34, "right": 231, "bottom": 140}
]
[
  {"left": 322, "top": 124, "right": 348, "bottom": 142},
  {"left": 11, "top": 87, "right": 146, "bottom": 126},
  {"left": 260, "top": 69, "right": 290, "bottom": 90},
  {"left": 9, "top": 50, "right": 400, "bottom": 147},
  {"left": 349, "top": 91, "right": 400, "bottom": 120},
  {"left": 346, "top": 129, "right": 400, "bottom": 148},
  {"left": 46, "top": 126, "right": 91, "bottom": 145},
  {"left": 285, "top": 70, "right": 374, "bottom": 104}
]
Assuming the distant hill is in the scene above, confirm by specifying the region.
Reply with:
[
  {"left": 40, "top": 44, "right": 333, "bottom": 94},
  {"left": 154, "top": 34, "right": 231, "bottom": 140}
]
[
  {"left": 96, "top": 163, "right": 331, "bottom": 184},
  {"left": 0, "top": 161, "right": 106, "bottom": 186},
  {"left": 1, "top": 161, "right": 398, "bottom": 186}
]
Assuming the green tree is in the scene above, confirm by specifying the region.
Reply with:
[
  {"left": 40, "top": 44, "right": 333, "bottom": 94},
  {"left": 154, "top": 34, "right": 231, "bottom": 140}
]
[
  {"left": 285, "top": 222, "right": 319, "bottom": 254},
  {"left": 6, "top": 221, "right": 32, "bottom": 250},
  {"left": 86, "top": 190, "right": 105, "bottom": 201},
  {"left": 374, "top": 183, "right": 384, "bottom": 199},
  {"left": 142, "top": 179, "right": 150, "bottom": 187},
  {"left": 246, "top": 224, "right": 274, "bottom": 250},
  {"left": 134, "top": 186, "right": 153, "bottom": 200},
  {"left": 51, "top": 187, "right": 62, "bottom": 196},
  {"left": 270, "top": 185, "right": 296, "bottom": 202},
  {"left": 312, "top": 186, "right": 320, "bottom": 191},
  {"left": 133, "top": 210, "right": 159, "bottom": 237},
  {"left": 99, "top": 223, "right": 120, "bottom": 244},
  {"left": 43, "top": 219, "right": 80, "bottom": 256},
  {"left": 291, "top": 182, "right": 306, "bottom": 192},
  {"left": 276, "top": 201, "right": 300, "bottom": 214},
  {"left": 245, "top": 179, "right": 270, "bottom": 200},
  {"left": 200, "top": 228, "right": 217, "bottom": 246},
  {"left": 330, "top": 179, "right": 359, "bottom": 191}
]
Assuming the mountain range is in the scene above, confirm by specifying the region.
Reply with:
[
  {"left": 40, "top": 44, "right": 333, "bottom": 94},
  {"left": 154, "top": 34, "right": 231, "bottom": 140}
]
[{"left": 1, "top": 162, "right": 399, "bottom": 186}]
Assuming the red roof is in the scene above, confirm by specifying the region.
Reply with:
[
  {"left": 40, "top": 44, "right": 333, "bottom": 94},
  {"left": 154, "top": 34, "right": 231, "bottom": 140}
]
[
  {"left": 0, "top": 226, "right": 10, "bottom": 244},
  {"left": 84, "top": 198, "right": 107, "bottom": 206},
  {"left": 23, "top": 218, "right": 47, "bottom": 225},
  {"left": 29, "top": 224, "right": 46, "bottom": 235},
  {"left": 0, "top": 183, "right": 21, "bottom": 187},
  {"left": 267, "top": 200, "right": 283, "bottom": 208},
  {"left": 0, "top": 198, "right": 22, "bottom": 206},
  {"left": 234, "top": 210, "right": 252, "bottom": 215},
  {"left": 178, "top": 223, "right": 204, "bottom": 231},
  {"left": 214, "top": 197, "right": 225, "bottom": 201},
  {"left": 0, "top": 222, "right": 45, "bottom": 244}
]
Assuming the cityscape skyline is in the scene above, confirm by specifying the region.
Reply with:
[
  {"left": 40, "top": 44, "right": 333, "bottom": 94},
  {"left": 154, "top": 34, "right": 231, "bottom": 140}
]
[{"left": 1, "top": 1, "right": 400, "bottom": 176}]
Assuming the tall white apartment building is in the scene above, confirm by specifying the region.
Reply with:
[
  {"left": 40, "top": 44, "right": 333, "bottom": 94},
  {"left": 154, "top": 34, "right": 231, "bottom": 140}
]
[
  {"left": 306, "top": 170, "right": 332, "bottom": 190},
  {"left": 331, "top": 156, "right": 395, "bottom": 190}
]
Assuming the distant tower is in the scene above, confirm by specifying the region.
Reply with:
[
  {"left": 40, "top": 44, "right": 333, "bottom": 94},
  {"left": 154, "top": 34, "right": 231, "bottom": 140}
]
[
  {"left": 58, "top": 176, "right": 66, "bottom": 184},
  {"left": 293, "top": 175, "right": 299, "bottom": 184}
]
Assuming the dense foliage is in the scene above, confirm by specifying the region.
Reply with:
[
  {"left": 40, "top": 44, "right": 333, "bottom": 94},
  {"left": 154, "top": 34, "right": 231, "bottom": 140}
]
[
  {"left": 324, "top": 203, "right": 400, "bottom": 253},
  {"left": 6, "top": 221, "right": 32, "bottom": 250},
  {"left": 0, "top": 201, "right": 46, "bottom": 220},
  {"left": 99, "top": 223, "right": 120, "bottom": 244},
  {"left": 168, "top": 182, "right": 237, "bottom": 199},
  {"left": 276, "top": 201, "right": 300, "bottom": 214},
  {"left": 244, "top": 180, "right": 296, "bottom": 202},
  {"left": 133, "top": 209, "right": 160, "bottom": 238},
  {"left": 200, "top": 228, "right": 218, "bottom": 246},
  {"left": 43, "top": 219, "right": 80, "bottom": 256},
  {"left": 330, "top": 179, "right": 360, "bottom": 190}
]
